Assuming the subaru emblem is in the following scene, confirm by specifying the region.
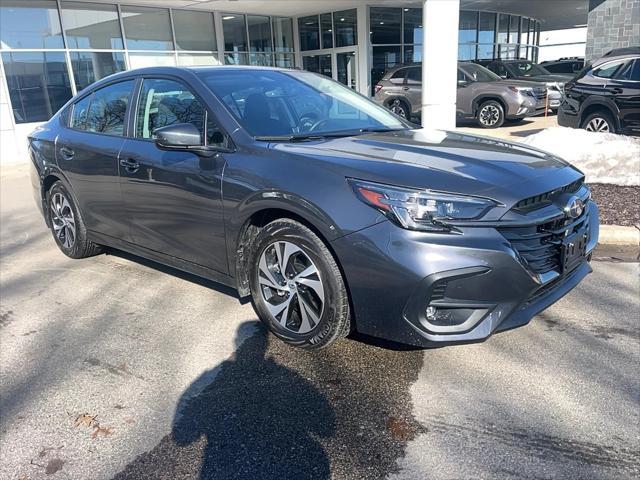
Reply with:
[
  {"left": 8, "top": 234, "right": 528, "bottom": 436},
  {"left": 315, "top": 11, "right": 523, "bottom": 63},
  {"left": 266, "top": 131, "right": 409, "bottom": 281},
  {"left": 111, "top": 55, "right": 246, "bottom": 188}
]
[{"left": 564, "top": 196, "right": 584, "bottom": 219}]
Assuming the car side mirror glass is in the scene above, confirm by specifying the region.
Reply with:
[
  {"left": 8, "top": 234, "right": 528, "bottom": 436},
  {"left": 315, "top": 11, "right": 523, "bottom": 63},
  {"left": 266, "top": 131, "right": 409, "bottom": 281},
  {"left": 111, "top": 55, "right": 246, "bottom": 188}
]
[{"left": 153, "top": 123, "right": 203, "bottom": 149}]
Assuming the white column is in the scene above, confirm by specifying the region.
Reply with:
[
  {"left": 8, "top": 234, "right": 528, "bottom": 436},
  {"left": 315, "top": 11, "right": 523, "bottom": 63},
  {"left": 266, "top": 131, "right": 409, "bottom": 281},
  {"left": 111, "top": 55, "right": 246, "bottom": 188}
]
[
  {"left": 356, "top": 5, "right": 370, "bottom": 96},
  {"left": 421, "top": 0, "right": 460, "bottom": 129}
]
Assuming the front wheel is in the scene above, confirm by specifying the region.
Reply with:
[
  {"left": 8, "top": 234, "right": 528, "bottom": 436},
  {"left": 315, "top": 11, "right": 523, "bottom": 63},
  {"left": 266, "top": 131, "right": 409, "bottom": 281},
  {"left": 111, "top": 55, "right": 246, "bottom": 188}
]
[
  {"left": 248, "top": 219, "right": 351, "bottom": 349},
  {"left": 476, "top": 100, "right": 505, "bottom": 128}
]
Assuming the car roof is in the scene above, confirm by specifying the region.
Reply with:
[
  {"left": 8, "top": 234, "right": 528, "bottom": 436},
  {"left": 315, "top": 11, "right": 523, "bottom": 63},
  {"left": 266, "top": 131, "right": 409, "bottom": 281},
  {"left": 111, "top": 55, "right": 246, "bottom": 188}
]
[{"left": 591, "top": 52, "right": 640, "bottom": 68}]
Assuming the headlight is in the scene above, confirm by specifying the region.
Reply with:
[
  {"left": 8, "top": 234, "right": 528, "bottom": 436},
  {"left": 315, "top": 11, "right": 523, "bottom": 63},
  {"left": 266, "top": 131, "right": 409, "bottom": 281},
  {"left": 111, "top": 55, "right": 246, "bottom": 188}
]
[
  {"left": 349, "top": 179, "right": 497, "bottom": 232},
  {"left": 508, "top": 86, "right": 534, "bottom": 96}
]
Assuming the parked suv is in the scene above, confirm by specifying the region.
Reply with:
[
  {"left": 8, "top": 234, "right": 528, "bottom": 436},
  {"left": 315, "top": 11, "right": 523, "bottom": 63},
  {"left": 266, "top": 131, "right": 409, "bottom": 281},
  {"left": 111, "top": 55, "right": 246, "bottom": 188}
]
[
  {"left": 477, "top": 59, "right": 573, "bottom": 109},
  {"left": 540, "top": 57, "right": 585, "bottom": 75},
  {"left": 558, "top": 49, "right": 640, "bottom": 135},
  {"left": 374, "top": 62, "right": 547, "bottom": 128}
]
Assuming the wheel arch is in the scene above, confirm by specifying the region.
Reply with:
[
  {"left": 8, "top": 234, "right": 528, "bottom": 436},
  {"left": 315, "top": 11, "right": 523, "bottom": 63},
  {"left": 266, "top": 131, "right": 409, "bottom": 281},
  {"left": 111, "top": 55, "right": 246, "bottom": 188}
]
[{"left": 579, "top": 102, "right": 620, "bottom": 131}]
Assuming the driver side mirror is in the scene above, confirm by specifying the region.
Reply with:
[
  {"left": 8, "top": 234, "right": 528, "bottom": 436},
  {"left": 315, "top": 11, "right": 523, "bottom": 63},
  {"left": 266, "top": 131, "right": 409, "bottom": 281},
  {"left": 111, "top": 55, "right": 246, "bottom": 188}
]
[
  {"left": 154, "top": 123, "right": 203, "bottom": 149},
  {"left": 457, "top": 79, "right": 468, "bottom": 87}
]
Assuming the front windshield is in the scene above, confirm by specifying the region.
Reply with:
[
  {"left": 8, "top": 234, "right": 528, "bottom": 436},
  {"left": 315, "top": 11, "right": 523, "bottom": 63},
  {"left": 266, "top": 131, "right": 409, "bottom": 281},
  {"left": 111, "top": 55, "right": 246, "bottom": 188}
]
[
  {"left": 507, "top": 61, "right": 550, "bottom": 77},
  {"left": 197, "top": 69, "right": 408, "bottom": 138},
  {"left": 459, "top": 63, "right": 501, "bottom": 82}
]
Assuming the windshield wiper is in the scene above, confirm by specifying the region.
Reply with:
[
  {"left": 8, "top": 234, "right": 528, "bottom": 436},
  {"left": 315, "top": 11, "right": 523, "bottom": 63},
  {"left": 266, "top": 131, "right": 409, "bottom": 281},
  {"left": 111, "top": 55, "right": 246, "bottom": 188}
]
[
  {"left": 357, "top": 127, "right": 406, "bottom": 133},
  {"left": 254, "top": 132, "right": 354, "bottom": 142}
]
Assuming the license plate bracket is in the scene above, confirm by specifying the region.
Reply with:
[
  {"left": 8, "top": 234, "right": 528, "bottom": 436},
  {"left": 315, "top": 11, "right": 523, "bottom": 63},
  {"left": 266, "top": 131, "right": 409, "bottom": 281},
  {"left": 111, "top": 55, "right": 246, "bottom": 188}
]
[{"left": 561, "top": 227, "right": 587, "bottom": 273}]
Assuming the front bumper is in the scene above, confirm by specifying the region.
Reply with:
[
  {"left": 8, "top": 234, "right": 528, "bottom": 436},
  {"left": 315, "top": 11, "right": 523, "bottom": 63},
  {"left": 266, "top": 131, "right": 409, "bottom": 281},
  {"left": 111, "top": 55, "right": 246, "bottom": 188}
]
[{"left": 331, "top": 201, "right": 599, "bottom": 348}]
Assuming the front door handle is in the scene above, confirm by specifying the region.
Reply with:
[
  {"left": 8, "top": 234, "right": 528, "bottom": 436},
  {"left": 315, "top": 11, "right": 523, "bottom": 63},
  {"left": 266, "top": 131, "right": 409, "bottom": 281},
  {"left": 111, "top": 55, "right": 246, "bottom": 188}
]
[
  {"left": 59, "top": 146, "right": 74, "bottom": 160},
  {"left": 120, "top": 158, "right": 140, "bottom": 173},
  {"left": 609, "top": 87, "right": 623, "bottom": 94},
  {"left": 402, "top": 86, "right": 410, "bottom": 91}
]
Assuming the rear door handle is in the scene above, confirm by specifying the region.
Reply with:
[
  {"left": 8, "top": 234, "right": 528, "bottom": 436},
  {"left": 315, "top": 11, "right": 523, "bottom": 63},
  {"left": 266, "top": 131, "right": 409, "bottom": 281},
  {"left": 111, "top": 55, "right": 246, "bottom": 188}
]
[
  {"left": 59, "top": 146, "right": 74, "bottom": 160},
  {"left": 402, "top": 86, "right": 410, "bottom": 91},
  {"left": 120, "top": 158, "right": 140, "bottom": 173}
]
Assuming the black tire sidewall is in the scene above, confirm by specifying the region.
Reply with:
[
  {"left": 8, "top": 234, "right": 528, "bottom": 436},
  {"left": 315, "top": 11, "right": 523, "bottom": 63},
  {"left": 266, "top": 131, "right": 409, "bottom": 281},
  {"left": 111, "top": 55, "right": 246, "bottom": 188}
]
[
  {"left": 248, "top": 221, "right": 347, "bottom": 348},
  {"left": 581, "top": 111, "right": 616, "bottom": 133},
  {"left": 477, "top": 100, "right": 505, "bottom": 128},
  {"left": 46, "top": 182, "right": 87, "bottom": 258}
]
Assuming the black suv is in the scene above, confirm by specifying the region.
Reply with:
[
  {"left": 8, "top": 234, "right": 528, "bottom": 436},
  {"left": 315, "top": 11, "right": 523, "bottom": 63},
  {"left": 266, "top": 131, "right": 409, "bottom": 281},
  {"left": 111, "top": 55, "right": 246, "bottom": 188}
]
[
  {"left": 540, "top": 57, "right": 585, "bottom": 75},
  {"left": 558, "top": 49, "right": 640, "bottom": 135}
]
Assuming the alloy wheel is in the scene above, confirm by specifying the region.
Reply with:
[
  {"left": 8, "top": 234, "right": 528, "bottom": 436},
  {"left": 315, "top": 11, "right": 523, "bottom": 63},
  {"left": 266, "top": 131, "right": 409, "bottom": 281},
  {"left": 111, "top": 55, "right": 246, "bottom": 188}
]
[
  {"left": 479, "top": 105, "right": 500, "bottom": 126},
  {"left": 390, "top": 100, "right": 407, "bottom": 118},
  {"left": 257, "top": 240, "right": 324, "bottom": 335},
  {"left": 50, "top": 192, "right": 76, "bottom": 249},
  {"left": 585, "top": 117, "right": 610, "bottom": 133}
]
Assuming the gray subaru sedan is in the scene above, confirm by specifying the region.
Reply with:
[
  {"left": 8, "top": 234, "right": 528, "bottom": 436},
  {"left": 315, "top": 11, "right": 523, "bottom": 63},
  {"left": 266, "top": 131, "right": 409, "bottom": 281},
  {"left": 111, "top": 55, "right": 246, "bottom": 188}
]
[{"left": 29, "top": 66, "right": 599, "bottom": 349}]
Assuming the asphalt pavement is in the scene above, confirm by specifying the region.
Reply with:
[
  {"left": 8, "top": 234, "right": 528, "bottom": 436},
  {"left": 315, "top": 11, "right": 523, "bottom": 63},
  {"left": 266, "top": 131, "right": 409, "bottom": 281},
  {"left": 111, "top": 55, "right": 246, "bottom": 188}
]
[{"left": 1, "top": 166, "right": 638, "bottom": 480}]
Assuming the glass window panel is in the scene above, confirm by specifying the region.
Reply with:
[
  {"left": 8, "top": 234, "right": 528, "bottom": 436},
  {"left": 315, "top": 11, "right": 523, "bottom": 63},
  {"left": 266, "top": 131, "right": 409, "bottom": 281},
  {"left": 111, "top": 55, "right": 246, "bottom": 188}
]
[
  {"left": 173, "top": 10, "right": 216, "bottom": 51},
  {"left": 178, "top": 53, "right": 221, "bottom": 66},
  {"left": 521, "top": 18, "right": 530, "bottom": 45},
  {"left": 71, "top": 94, "right": 91, "bottom": 130},
  {"left": 477, "top": 12, "right": 496, "bottom": 59},
  {"left": 371, "top": 46, "right": 401, "bottom": 94},
  {"left": 404, "top": 45, "right": 422, "bottom": 64},
  {"left": 320, "top": 13, "right": 333, "bottom": 49},
  {"left": 509, "top": 15, "right": 519, "bottom": 44},
  {"left": 247, "top": 15, "right": 271, "bottom": 52},
  {"left": 128, "top": 52, "right": 176, "bottom": 69},
  {"left": 61, "top": 2, "right": 123, "bottom": 49},
  {"left": 1, "top": 51, "right": 72, "bottom": 123},
  {"left": 272, "top": 17, "right": 293, "bottom": 52},
  {"left": 84, "top": 80, "right": 134, "bottom": 135},
  {"left": 274, "top": 53, "right": 295, "bottom": 68},
  {"left": 224, "top": 52, "right": 249, "bottom": 65},
  {"left": 121, "top": 6, "right": 173, "bottom": 50},
  {"left": 458, "top": 11, "right": 477, "bottom": 60},
  {"left": 70, "top": 51, "right": 126, "bottom": 91},
  {"left": 298, "top": 15, "right": 319, "bottom": 51},
  {"left": 497, "top": 13, "right": 509, "bottom": 45},
  {"left": 0, "top": 0, "right": 64, "bottom": 49},
  {"left": 333, "top": 9, "right": 357, "bottom": 47},
  {"left": 303, "top": 54, "right": 332, "bottom": 78},
  {"left": 403, "top": 8, "right": 423, "bottom": 45},
  {"left": 136, "top": 78, "right": 204, "bottom": 140},
  {"left": 222, "top": 14, "right": 247, "bottom": 52},
  {"left": 249, "top": 52, "right": 273, "bottom": 66},
  {"left": 370, "top": 7, "right": 401, "bottom": 45}
]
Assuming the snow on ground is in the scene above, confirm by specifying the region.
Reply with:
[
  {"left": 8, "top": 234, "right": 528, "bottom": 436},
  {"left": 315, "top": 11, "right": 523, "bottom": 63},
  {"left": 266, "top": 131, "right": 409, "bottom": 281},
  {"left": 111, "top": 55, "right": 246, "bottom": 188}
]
[{"left": 519, "top": 126, "right": 640, "bottom": 186}]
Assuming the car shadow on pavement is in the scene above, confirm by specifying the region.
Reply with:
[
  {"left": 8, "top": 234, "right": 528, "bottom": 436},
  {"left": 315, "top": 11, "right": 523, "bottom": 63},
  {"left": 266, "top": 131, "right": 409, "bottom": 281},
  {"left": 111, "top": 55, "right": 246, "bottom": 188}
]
[{"left": 113, "top": 322, "right": 426, "bottom": 480}]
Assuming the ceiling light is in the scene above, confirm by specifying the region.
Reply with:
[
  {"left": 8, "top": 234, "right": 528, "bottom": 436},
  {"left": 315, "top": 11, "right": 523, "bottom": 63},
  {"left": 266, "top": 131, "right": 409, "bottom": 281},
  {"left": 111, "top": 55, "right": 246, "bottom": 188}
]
[
  {"left": 223, "top": 16, "right": 235, "bottom": 20},
  {"left": 340, "top": 18, "right": 345, "bottom": 21}
]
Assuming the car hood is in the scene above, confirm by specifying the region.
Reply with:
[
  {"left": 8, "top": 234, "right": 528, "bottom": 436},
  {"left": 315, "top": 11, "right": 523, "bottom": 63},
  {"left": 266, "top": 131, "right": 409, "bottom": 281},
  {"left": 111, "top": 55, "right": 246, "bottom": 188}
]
[
  {"left": 514, "top": 73, "right": 573, "bottom": 83},
  {"left": 496, "top": 78, "right": 547, "bottom": 89},
  {"left": 271, "top": 129, "right": 584, "bottom": 213}
]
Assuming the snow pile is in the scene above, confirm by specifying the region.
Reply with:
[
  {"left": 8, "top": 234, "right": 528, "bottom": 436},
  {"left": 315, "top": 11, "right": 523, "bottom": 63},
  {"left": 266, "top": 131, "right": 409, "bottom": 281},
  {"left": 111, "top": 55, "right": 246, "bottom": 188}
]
[{"left": 519, "top": 126, "right": 640, "bottom": 186}]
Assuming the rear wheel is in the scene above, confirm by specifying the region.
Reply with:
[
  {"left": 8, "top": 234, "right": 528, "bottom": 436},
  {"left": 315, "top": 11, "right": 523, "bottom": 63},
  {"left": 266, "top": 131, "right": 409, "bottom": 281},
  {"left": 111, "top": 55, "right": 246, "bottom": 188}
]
[
  {"left": 476, "top": 100, "right": 505, "bottom": 128},
  {"left": 46, "top": 181, "right": 102, "bottom": 259},
  {"left": 249, "top": 219, "right": 351, "bottom": 349},
  {"left": 581, "top": 111, "right": 616, "bottom": 133},
  {"left": 388, "top": 98, "right": 410, "bottom": 119}
]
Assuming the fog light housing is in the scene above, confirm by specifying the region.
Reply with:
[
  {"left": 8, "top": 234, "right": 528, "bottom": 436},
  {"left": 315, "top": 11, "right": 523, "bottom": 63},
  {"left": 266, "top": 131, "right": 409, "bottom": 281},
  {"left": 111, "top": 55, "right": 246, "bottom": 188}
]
[{"left": 420, "top": 306, "right": 489, "bottom": 334}]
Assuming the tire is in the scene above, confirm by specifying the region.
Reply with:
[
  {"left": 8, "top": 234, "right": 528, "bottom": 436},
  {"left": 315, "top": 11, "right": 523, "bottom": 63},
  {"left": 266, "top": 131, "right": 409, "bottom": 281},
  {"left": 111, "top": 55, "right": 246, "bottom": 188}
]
[
  {"left": 476, "top": 100, "right": 505, "bottom": 128},
  {"left": 581, "top": 110, "right": 616, "bottom": 134},
  {"left": 46, "top": 181, "right": 102, "bottom": 259},
  {"left": 248, "top": 219, "right": 351, "bottom": 349},
  {"left": 388, "top": 98, "right": 411, "bottom": 120}
]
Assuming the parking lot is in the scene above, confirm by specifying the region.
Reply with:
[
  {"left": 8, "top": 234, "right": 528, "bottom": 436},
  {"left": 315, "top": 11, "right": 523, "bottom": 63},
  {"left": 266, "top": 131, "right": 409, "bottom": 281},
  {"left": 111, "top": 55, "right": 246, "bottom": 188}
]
[{"left": 1, "top": 166, "right": 638, "bottom": 480}]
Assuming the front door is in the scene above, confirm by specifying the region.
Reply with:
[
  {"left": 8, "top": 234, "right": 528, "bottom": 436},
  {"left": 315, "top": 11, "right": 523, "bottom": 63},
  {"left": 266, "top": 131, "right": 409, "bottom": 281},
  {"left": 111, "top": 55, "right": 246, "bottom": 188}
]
[
  {"left": 335, "top": 50, "right": 358, "bottom": 90},
  {"left": 118, "top": 77, "right": 230, "bottom": 274}
]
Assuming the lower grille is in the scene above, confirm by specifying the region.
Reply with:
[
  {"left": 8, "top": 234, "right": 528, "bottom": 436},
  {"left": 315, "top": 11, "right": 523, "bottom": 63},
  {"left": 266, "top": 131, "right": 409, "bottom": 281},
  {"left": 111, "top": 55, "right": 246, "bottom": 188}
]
[{"left": 499, "top": 211, "right": 590, "bottom": 275}]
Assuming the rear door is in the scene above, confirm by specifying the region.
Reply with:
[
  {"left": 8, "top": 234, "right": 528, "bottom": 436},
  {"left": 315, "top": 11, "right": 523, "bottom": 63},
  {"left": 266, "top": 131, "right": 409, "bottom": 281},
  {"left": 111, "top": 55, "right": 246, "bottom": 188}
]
[
  {"left": 118, "top": 76, "right": 230, "bottom": 274},
  {"left": 56, "top": 79, "right": 135, "bottom": 240}
]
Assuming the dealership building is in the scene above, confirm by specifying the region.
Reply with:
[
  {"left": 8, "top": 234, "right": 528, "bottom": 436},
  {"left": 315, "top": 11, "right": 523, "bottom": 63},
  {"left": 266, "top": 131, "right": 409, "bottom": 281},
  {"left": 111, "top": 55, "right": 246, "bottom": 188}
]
[{"left": 0, "top": 0, "right": 638, "bottom": 163}]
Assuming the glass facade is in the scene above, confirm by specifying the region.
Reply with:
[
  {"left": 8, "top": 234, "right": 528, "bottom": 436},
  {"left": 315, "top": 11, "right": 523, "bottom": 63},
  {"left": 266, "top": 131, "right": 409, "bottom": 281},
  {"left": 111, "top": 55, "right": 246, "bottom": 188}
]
[
  {"left": 0, "top": 1, "right": 293, "bottom": 124},
  {"left": 298, "top": 9, "right": 357, "bottom": 51},
  {"left": 370, "top": 7, "right": 541, "bottom": 93}
]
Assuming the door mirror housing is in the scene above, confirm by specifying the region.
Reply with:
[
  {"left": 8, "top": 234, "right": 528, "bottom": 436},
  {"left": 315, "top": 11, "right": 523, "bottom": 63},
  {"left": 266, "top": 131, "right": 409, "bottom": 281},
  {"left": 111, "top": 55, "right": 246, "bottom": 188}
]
[
  {"left": 457, "top": 79, "right": 469, "bottom": 87},
  {"left": 153, "top": 123, "right": 203, "bottom": 149},
  {"left": 153, "top": 123, "right": 233, "bottom": 156}
]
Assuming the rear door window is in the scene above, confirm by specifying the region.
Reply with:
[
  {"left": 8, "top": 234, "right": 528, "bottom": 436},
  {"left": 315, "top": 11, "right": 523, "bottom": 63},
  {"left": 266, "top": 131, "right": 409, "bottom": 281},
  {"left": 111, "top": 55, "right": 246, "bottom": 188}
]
[
  {"left": 406, "top": 67, "right": 422, "bottom": 84},
  {"left": 84, "top": 80, "right": 134, "bottom": 136}
]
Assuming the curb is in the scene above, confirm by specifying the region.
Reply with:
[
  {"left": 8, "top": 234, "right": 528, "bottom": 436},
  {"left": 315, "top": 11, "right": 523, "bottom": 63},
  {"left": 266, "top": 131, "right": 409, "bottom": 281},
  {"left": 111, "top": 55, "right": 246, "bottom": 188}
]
[{"left": 598, "top": 225, "right": 640, "bottom": 246}]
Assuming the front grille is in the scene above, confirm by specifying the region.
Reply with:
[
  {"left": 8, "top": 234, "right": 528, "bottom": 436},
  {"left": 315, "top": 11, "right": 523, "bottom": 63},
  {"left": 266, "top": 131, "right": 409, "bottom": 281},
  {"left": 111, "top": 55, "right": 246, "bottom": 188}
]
[
  {"left": 499, "top": 210, "right": 590, "bottom": 275},
  {"left": 532, "top": 88, "right": 547, "bottom": 101},
  {"left": 513, "top": 179, "right": 583, "bottom": 213},
  {"left": 429, "top": 279, "right": 448, "bottom": 302}
]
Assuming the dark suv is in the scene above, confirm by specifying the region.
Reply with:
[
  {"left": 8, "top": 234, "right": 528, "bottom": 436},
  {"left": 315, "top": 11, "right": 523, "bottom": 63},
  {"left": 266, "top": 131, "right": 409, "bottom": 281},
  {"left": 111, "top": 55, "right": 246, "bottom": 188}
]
[
  {"left": 558, "top": 50, "right": 640, "bottom": 135},
  {"left": 29, "top": 66, "right": 598, "bottom": 350},
  {"left": 540, "top": 57, "right": 585, "bottom": 75},
  {"left": 477, "top": 59, "right": 573, "bottom": 109}
]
